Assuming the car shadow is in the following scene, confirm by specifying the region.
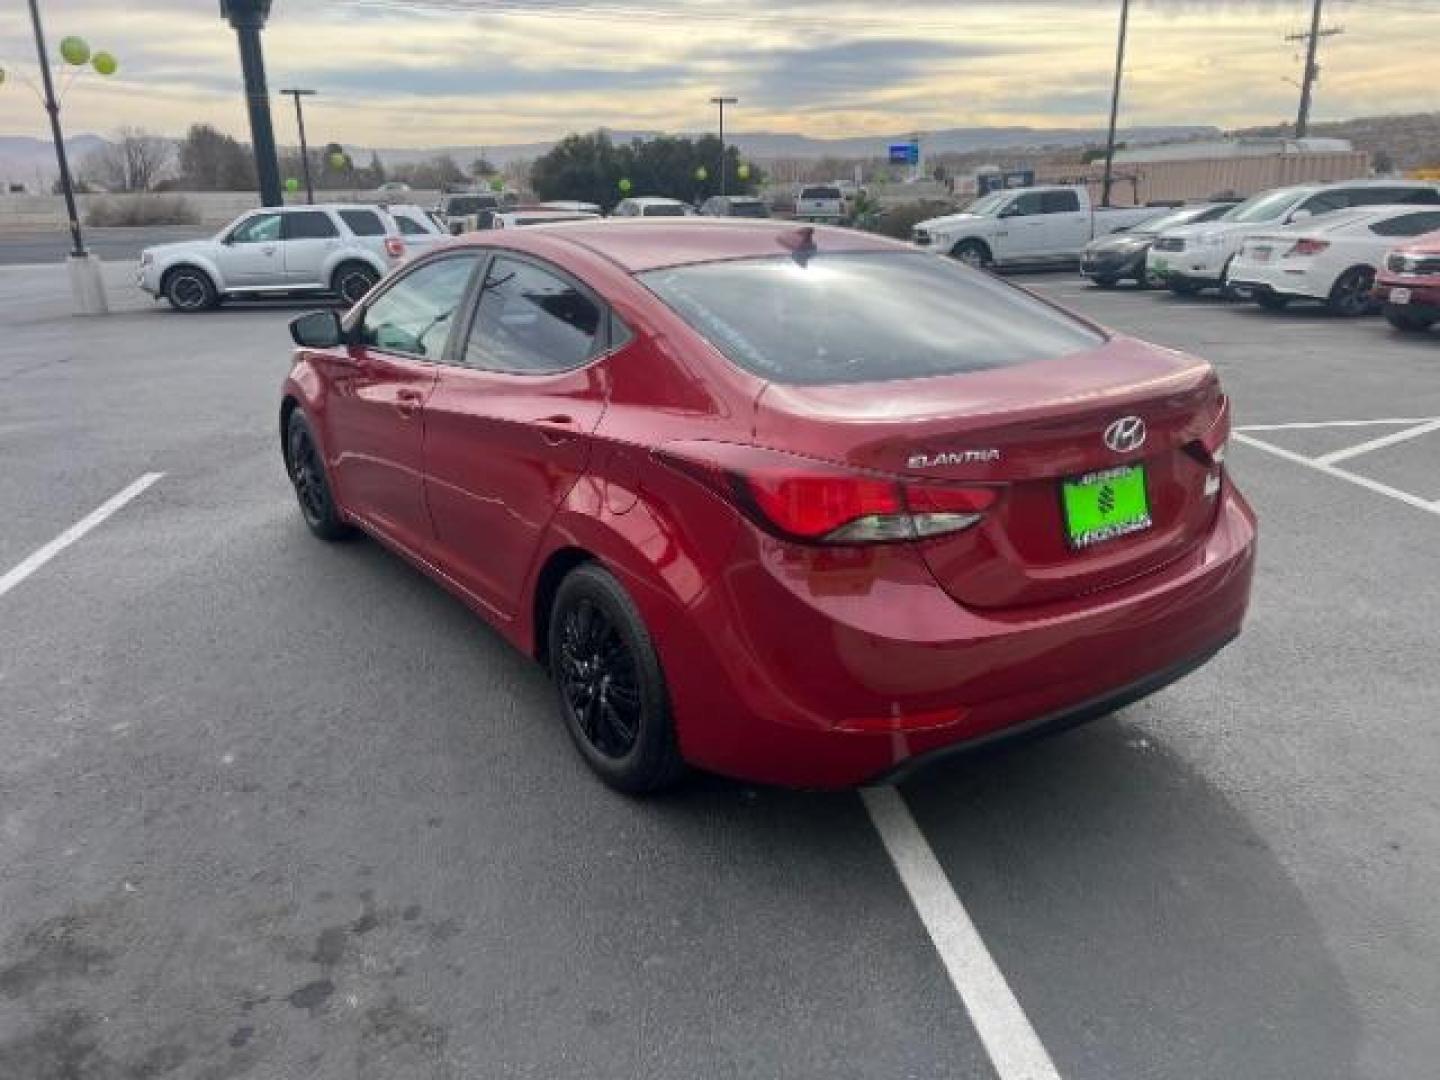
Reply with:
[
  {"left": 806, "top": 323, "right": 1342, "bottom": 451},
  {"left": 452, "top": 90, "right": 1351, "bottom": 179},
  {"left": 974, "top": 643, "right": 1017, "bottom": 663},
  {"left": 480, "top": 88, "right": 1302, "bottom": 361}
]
[{"left": 896, "top": 717, "right": 1362, "bottom": 1080}]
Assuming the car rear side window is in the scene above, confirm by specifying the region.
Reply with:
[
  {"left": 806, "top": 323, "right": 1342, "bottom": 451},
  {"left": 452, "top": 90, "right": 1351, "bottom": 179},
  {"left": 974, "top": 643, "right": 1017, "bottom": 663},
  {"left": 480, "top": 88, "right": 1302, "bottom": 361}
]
[
  {"left": 393, "top": 213, "right": 430, "bottom": 236},
  {"left": 338, "top": 209, "right": 386, "bottom": 237},
  {"left": 358, "top": 255, "right": 480, "bottom": 359},
  {"left": 1348, "top": 187, "right": 1440, "bottom": 207},
  {"left": 283, "top": 211, "right": 339, "bottom": 240},
  {"left": 1041, "top": 190, "right": 1081, "bottom": 214},
  {"left": 642, "top": 252, "right": 1105, "bottom": 386},
  {"left": 1369, "top": 211, "right": 1440, "bottom": 237},
  {"left": 463, "top": 257, "right": 603, "bottom": 373}
]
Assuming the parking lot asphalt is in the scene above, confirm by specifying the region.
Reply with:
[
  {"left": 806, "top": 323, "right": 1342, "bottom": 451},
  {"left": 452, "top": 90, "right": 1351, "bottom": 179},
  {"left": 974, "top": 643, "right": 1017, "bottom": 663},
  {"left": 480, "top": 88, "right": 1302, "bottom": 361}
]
[
  {"left": 1, "top": 258, "right": 1437, "bottom": 1079},
  {"left": 0, "top": 226, "right": 214, "bottom": 267}
]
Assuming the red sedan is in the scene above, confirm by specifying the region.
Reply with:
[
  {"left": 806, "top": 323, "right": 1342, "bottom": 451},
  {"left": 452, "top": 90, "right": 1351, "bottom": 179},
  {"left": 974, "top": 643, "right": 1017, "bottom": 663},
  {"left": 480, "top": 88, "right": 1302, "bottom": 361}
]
[
  {"left": 1374, "top": 229, "right": 1440, "bottom": 334},
  {"left": 280, "top": 220, "right": 1255, "bottom": 791}
]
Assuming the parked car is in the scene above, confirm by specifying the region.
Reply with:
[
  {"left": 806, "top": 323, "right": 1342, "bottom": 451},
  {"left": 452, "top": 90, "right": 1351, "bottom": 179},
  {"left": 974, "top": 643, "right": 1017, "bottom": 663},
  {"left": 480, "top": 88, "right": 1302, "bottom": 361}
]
[
  {"left": 914, "top": 186, "right": 1163, "bottom": 269},
  {"left": 699, "top": 195, "right": 771, "bottom": 218},
  {"left": 1374, "top": 229, "right": 1440, "bottom": 333},
  {"left": 138, "top": 204, "right": 405, "bottom": 311},
  {"left": 1225, "top": 206, "right": 1440, "bottom": 316},
  {"left": 612, "top": 197, "right": 690, "bottom": 218},
  {"left": 1148, "top": 180, "right": 1440, "bottom": 296},
  {"left": 795, "top": 185, "right": 845, "bottom": 222},
  {"left": 437, "top": 192, "right": 503, "bottom": 234},
  {"left": 372, "top": 181, "right": 412, "bottom": 198},
  {"left": 540, "top": 200, "right": 603, "bottom": 216},
  {"left": 491, "top": 209, "right": 601, "bottom": 228},
  {"left": 385, "top": 202, "right": 451, "bottom": 256},
  {"left": 1080, "top": 202, "right": 1237, "bottom": 287},
  {"left": 279, "top": 220, "right": 1254, "bottom": 791}
]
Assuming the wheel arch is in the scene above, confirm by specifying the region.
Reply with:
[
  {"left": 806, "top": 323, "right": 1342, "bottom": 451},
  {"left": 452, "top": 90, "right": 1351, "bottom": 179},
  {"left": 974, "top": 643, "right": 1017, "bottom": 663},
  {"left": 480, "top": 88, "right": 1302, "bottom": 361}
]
[
  {"left": 530, "top": 546, "right": 598, "bottom": 666},
  {"left": 160, "top": 259, "right": 222, "bottom": 294},
  {"left": 326, "top": 251, "right": 386, "bottom": 284},
  {"left": 949, "top": 236, "right": 994, "bottom": 263}
]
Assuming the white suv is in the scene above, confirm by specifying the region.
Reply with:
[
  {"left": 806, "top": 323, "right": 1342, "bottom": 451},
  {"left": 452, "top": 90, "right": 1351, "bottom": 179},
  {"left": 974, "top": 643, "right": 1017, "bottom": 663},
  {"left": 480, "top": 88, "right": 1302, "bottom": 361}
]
[{"left": 138, "top": 204, "right": 407, "bottom": 312}]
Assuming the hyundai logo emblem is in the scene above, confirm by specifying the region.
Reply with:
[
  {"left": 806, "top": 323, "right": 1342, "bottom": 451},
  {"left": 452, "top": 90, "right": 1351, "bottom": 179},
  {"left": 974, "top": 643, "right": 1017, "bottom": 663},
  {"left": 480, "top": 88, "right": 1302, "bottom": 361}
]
[{"left": 1104, "top": 416, "right": 1147, "bottom": 454}]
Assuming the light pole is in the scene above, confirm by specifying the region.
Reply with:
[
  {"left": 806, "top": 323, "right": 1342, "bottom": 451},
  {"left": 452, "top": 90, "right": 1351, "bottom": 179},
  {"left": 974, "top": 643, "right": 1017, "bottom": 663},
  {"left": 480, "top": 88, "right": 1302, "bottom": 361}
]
[
  {"left": 281, "top": 87, "right": 316, "bottom": 203},
  {"left": 220, "top": 0, "right": 282, "bottom": 207},
  {"left": 1100, "top": 0, "right": 1131, "bottom": 208},
  {"left": 710, "top": 95, "right": 737, "bottom": 196}
]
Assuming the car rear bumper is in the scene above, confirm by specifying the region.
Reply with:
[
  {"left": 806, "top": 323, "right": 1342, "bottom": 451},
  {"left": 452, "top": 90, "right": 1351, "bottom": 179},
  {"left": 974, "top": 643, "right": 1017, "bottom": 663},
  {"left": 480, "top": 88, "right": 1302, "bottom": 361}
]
[
  {"left": 1080, "top": 251, "right": 1144, "bottom": 280},
  {"left": 1375, "top": 279, "right": 1440, "bottom": 316},
  {"left": 1227, "top": 258, "right": 1324, "bottom": 301},
  {"left": 667, "top": 482, "right": 1256, "bottom": 788},
  {"left": 1148, "top": 246, "right": 1227, "bottom": 286}
]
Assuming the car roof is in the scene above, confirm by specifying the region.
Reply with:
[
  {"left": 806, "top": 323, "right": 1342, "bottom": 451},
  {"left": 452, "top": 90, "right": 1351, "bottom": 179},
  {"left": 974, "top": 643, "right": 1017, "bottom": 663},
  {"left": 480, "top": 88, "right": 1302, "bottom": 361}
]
[{"left": 467, "top": 219, "right": 901, "bottom": 273}]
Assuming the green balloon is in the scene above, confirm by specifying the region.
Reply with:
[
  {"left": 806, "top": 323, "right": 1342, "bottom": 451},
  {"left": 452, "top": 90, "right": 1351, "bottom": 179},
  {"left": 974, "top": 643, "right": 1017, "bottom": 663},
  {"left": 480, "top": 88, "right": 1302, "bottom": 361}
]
[
  {"left": 285, "top": 177, "right": 300, "bottom": 192},
  {"left": 618, "top": 177, "right": 632, "bottom": 193},
  {"left": 694, "top": 166, "right": 708, "bottom": 181},
  {"left": 91, "top": 51, "right": 118, "bottom": 77},
  {"left": 328, "top": 152, "right": 346, "bottom": 170},
  {"left": 489, "top": 177, "right": 504, "bottom": 192},
  {"left": 59, "top": 36, "right": 91, "bottom": 66},
  {"left": 737, "top": 163, "right": 751, "bottom": 181}
]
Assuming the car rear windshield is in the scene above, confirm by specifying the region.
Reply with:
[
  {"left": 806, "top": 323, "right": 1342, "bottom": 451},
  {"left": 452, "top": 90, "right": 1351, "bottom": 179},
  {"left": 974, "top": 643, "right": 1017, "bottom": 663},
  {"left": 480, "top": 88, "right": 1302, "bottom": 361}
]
[
  {"left": 800, "top": 187, "right": 841, "bottom": 201},
  {"left": 730, "top": 201, "right": 769, "bottom": 217},
  {"left": 445, "top": 196, "right": 497, "bottom": 215},
  {"left": 641, "top": 252, "right": 1105, "bottom": 386}
]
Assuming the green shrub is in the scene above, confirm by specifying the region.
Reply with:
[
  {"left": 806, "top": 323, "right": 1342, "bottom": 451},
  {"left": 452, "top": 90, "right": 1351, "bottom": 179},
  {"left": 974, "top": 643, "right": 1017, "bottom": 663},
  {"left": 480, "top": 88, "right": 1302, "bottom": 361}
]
[{"left": 84, "top": 195, "right": 201, "bottom": 227}]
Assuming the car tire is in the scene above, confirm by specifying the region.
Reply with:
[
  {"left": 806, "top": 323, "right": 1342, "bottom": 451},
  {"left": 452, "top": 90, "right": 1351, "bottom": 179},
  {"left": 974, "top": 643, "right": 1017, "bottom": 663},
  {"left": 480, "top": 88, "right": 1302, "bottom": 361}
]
[
  {"left": 1255, "top": 292, "right": 1290, "bottom": 312},
  {"left": 332, "top": 262, "right": 379, "bottom": 306},
  {"left": 1218, "top": 257, "right": 1246, "bottom": 301},
  {"left": 162, "top": 266, "right": 218, "bottom": 312},
  {"left": 950, "top": 240, "right": 992, "bottom": 271},
  {"left": 1092, "top": 275, "right": 1120, "bottom": 289},
  {"left": 1326, "top": 266, "right": 1377, "bottom": 317},
  {"left": 285, "top": 410, "right": 354, "bottom": 542},
  {"left": 548, "top": 563, "right": 685, "bottom": 794},
  {"left": 1168, "top": 279, "right": 1203, "bottom": 297},
  {"left": 1385, "top": 308, "right": 1436, "bottom": 333}
]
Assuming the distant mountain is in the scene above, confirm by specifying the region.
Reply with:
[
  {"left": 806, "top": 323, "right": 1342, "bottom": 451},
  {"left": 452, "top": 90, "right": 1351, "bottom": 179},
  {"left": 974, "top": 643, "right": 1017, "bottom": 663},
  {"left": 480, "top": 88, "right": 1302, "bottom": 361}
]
[
  {"left": 363, "top": 125, "right": 1219, "bottom": 168},
  {"left": 0, "top": 134, "right": 110, "bottom": 188}
]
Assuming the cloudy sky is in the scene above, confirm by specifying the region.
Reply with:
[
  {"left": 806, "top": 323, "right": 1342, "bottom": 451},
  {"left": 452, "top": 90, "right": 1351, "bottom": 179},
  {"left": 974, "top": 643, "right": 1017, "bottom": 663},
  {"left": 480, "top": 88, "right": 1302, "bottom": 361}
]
[{"left": 1, "top": 0, "right": 1436, "bottom": 147}]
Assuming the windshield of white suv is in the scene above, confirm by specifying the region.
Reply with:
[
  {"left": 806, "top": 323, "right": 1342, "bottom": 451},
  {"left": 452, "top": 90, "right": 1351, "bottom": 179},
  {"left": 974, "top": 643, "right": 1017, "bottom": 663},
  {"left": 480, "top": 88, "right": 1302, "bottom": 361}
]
[
  {"left": 1221, "top": 189, "right": 1307, "bottom": 223},
  {"left": 963, "top": 192, "right": 1011, "bottom": 216}
]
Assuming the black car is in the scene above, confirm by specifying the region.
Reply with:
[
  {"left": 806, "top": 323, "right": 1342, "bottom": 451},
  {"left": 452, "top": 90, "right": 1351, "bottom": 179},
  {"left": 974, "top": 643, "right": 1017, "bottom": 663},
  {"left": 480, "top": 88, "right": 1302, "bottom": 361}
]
[{"left": 1080, "top": 202, "right": 1237, "bottom": 288}]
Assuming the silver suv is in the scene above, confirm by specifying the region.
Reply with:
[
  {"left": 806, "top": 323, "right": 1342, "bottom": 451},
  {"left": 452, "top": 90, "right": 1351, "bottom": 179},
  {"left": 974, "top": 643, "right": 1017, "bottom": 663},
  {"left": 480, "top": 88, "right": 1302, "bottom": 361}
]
[{"left": 138, "top": 204, "right": 407, "bottom": 312}]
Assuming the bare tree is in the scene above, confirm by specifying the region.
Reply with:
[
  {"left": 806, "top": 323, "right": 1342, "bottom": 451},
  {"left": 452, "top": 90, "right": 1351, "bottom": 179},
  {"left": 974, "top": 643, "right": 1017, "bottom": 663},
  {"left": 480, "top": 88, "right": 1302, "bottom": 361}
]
[{"left": 82, "top": 127, "right": 174, "bottom": 193}]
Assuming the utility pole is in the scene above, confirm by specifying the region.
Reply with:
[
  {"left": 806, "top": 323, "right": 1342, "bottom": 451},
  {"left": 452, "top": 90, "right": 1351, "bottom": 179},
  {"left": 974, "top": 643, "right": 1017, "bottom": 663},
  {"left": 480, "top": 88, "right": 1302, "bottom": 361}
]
[
  {"left": 26, "top": 0, "right": 84, "bottom": 257},
  {"left": 1100, "top": 0, "right": 1130, "bottom": 208},
  {"left": 281, "top": 87, "right": 316, "bottom": 203},
  {"left": 1287, "top": 0, "right": 1343, "bottom": 139},
  {"left": 220, "top": 1, "right": 282, "bottom": 206},
  {"left": 710, "top": 96, "right": 737, "bottom": 196}
]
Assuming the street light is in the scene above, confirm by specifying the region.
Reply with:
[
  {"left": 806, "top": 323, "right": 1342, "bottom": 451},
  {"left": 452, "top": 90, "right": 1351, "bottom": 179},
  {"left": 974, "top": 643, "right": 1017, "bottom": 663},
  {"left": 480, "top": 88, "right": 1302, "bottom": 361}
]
[
  {"left": 280, "top": 87, "right": 316, "bottom": 203},
  {"left": 710, "top": 95, "right": 738, "bottom": 197},
  {"left": 220, "top": 0, "right": 282, "bottom": 207}
]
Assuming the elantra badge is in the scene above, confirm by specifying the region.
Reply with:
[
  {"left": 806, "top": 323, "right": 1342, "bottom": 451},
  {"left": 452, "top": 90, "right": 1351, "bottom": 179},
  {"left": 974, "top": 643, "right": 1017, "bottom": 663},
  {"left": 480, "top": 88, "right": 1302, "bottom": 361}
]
[
  {"left": 908, "top": 448, "right": 1001, "bottom": 469},
  {"left": 1103, "top": 416, "right": 1147, "bottom": 454}
]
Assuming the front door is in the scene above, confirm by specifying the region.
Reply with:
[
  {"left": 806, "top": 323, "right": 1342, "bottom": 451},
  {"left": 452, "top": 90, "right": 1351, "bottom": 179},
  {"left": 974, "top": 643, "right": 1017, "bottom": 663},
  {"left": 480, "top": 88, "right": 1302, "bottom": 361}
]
[
  {"left": 423, "top": 254, "right": 611, "bottom": 619},
  {"left": 323, "top": 252, "right": 482, "bottom": 554},
  {"left": 218, "top": 211, "right": 283, "bottom": 286}
]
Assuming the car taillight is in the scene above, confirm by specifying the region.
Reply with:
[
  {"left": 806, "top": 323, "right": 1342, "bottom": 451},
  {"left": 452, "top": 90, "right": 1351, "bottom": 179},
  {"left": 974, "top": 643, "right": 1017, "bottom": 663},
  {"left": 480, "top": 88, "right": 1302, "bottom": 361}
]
[
  {"left": 656, "top": 442, "right": 996, "bottom": 545},
  {"left": 1287, "top": 238, "right": 1329, "bottom": 257},
  {"left": 384, "top": 236, "right": 406, "bottom": 258},
  {"left": 1184, "top": 393, "right": 1230, "bottom": 470}
]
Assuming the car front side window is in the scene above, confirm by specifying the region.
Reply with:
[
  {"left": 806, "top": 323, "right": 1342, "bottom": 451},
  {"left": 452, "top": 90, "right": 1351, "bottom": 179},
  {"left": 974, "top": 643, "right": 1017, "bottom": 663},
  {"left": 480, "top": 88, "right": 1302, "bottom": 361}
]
[
  {"left": 229, "top": 213, "right": 282, "bottom": 244},
  {"left": 357, "top": 255, "right": 481, "bottom": 360}
]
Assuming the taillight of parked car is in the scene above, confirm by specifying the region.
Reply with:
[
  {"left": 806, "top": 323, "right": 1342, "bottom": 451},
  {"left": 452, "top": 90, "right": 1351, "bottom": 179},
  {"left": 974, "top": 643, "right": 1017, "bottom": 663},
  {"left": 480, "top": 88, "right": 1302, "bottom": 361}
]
[
  {"left": 384, "top": 237, "right": 406, "bottom": 259},
  {"left": 1287, "top": 239, "right": 1330, "bottom": 257},
  {"left": 656, "top": 442, "right": 997, "bottom": 545}
]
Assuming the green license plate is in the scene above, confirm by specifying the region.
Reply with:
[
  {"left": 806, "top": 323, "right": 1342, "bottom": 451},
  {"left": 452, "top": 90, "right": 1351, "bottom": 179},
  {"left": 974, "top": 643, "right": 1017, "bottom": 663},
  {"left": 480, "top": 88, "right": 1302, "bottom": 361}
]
[{"left": 1061, "top": 465, "right": 1152, "bottom": 549}]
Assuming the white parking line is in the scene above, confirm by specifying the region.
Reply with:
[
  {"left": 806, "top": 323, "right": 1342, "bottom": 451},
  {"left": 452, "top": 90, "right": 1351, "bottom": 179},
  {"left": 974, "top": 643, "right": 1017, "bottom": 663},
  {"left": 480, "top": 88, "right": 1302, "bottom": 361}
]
[
  {"left": 0, "top": 473, "right": 164, "bottom": 601},
  {"left": 862, "top": 787, "right": 1063, "bottom": 1080},
  {"left": 1233, "top": 434, "right": 1440, "bottom": 516},
  {"left": 1236, "top": 417, "right": 1440, "bottom": 433},
  {"left": 1314, "top": 418, "right": 1440, "bottom": 466}
]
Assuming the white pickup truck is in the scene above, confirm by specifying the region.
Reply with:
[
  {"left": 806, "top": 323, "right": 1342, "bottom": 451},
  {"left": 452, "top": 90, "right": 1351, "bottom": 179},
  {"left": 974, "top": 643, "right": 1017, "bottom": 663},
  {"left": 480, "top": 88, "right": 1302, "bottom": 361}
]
[{"left": 914, "top": 186, "right": 1161, "bottom": 269}]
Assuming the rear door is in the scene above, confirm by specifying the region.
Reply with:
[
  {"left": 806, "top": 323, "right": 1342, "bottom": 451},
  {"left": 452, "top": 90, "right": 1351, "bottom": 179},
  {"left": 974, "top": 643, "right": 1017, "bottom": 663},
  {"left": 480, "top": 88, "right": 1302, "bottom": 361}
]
[
  {"left": 423, "top": 253, "right": 612, "bottom": 618},
  {"left": 281, "top": 209, "right": 341, "bottom": 286},
  {"left": 336, "top": 207, "right": 390, "bottom": 261},
  {"left": 324, "top": 252, "right": 482, "bottom": 554},
  {"left": 1039, "top": 189, "right": 1089, "bottom": 255}
]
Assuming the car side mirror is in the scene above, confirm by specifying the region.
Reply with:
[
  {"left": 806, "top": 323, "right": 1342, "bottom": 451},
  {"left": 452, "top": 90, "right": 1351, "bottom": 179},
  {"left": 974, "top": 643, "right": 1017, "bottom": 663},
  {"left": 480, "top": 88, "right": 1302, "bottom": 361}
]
[{"left": 290, "top": 310, "right": 345, "bottom": 348}]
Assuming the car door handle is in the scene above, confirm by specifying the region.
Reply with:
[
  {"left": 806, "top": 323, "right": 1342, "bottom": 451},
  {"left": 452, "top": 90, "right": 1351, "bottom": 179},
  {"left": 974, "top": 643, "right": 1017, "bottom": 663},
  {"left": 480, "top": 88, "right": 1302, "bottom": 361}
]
[
  {"left": 534, "top": 414, "right": 577, "bottom": 444},
  {"left": 262, "top": 245, "right": 277, "bottom": 255},
  {"left": 395, "top": 388, "right": 424, "bottom": 418}
]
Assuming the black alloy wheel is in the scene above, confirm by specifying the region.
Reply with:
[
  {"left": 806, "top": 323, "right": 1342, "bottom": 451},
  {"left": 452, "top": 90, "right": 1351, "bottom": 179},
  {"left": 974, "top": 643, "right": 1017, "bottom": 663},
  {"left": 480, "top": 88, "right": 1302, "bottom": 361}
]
[
  {"left": 1327, "top": 267, "right": 1377, "bottom": 317},
  {"left": 286, "top": 411, "right": 352, "bottom": 541}
]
